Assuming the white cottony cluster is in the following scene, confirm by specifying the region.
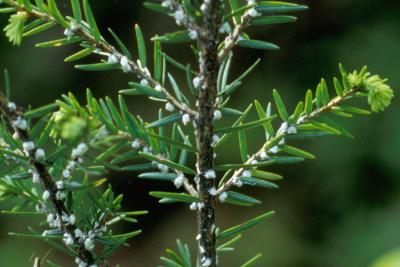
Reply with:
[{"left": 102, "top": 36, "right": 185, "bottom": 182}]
[
  {"left": 84, "top": 237, "right": 95, "bottom": 251},
  {"left": 182, "top": 113, "right": 191, "bottom": 125},
  {"left": 242, "top": 170, "right": 251, "bottom": 177},
  {"left": 211, "top": 134, "right": 219, "bottom": 147},
  {"left": 259, "top": 151, "right": 269, "bottom": 160},
  {"left": 157, "top": 163, "right": 169, "bottom": 173},
  {"left": 232, "top": 176, "right": 243, "bottom": 187},
  {"left": 277, "top": 122, "right": 288, "bottom": 135},
  {"left": 35, "top": 148, "right": 45, "bottom": 161},
  {"left": 131, "top": 139, "right": 141, "bottom": 149},
  {"left": 204, "top": 170, "right": 216, "bottom": 179},
  {"left": 250, "top": 159, "right": 258, "bottom": 165},
  {"left": 140, "top": 79, "right": 149, "bottom": 86},
  {"left": 63, "top": 232, "right": 74, "bottom": 245},
  {"left": 297, "top": 115, "right": 306, "bottom": 124},
  {"left": 63, "top": 22, "right": 79, "bottom": 38},
  {"left": 42, "top": 190, "right": 51, "bottom": 201},
  {"left": 208, "top": 187, "right": 217, "bottom": 196},
  {"left": 201, "top": 257, "right": 212, "bottom": 267},
  {"left": 269, "top": 145, "right": 279, "bottom": 154},
  {"left": 193, "top": 76, "right": 202, "bottom": 88},
  {"left": 120, "top": 56, "right": 132, "bottom": 73},
  {"left": 190, "top": 202, "right": 205, "bottom": 211},
  {"left": 155, "top": 84, "right": 162, "bottom": 92},
  {"left": 174, "top": 173, "right": 185, "bottom": 188},
  {"left": 247, "top": 0, "right": 260, "bottom": 17},
  {"left": 31, "top": 171, "right": 40, "bottom": 183},
  {"left": 142, "top": 146, "right": 151, "bottom": 153},
  {"left": 174, "top": 9, "right": 185, "bottom": 25},
  {"left": 277, "top": 121, "right": 297, "bottom": 135},
  {"left": 7, "top": 102, "right": 16, "bottom": 111},
  {"left": 46, "top": 211, "right": 76, "bottom": 229},
  {"left": 56, "top": 190, "right": 66, "bottom": 200},
  {"left": 12, "top": 116, "right": 27, "bottom": 130},
  {"left": 22, "top": 141, "right": 35, "bottom": 152},
  {"left": 107, "top": 54, "right": 119, "bottom": 64},
  {"left": 161, "top": 0, "right": 171, "bottom": 8},
  {"left": 188, "top": 30, "right": 198, "bottom": 40},
  {"left": 72, "top": 143, "right": 88, "bottom": 159},
  {"left": 165, "top": 102, "right": 175, "bottom": 112},
  {"left": 218, "top": 192, "right": 228, "bottom": 202},
  {"left": 219, "top": 22, "right": 231, "bottom": 34},
  {"left": 213, "top": 110, "right": 222, "bottom": 120},
  {"left": 75, "top": 257, "right": 98, "bottom": 267}
]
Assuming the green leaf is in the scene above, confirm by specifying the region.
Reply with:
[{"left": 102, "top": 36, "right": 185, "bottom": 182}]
[
  {"left": 0, "top": 8, "right": 17, "bottom": 14},
  {"left": 241, "top": 253, "right": 263, "bottom": 267},
  {"left": 24, "top": 103, "right": 57, "bottom": 119},
  {"left": 240, "top": 177, "right": 279, "bottom": 189},
  {"left": 333, "top": 77, "right": 344, "bottom": 97},
  {"left": 305, "top": 89, "right": 313, "bottom": 115},
  {"left": 225, "top": 191, "right": 261, "bottom": 206},
  {"left": 71, "top": 0, "right": 82, "bottom": 23},
  {"left": 237, "top": 39, "right": 279, "bottom": 50},
  {"left": 83, "top": 0, "right": 101, "bottom": 41},
  {"left": 320, "top": 79, "right": 330, "bottom": 105},
  {"left": 128, "top": 82, "right": 166, "bottom": 99},
  {"left": 135, "top": 24, "right": 147, "bottom": 68},
  {"left": 23, "top": 22, "right": 55, "bottom": 37},
  {"left": 228, "top": 0, "right": 241, "bottom": 24},
  {"left": 273, "top": 89, "right": 288, "bottom": 121},
  {"left": 217, "top": 211, "right": 275, "bottom": 239},
  {"left": 250, "top": 15, "right": 297, "bottom": 26},
  {"left": 138, "top": 172, "right": 177, "bottom": 181},
  {"left": 47, "top": 0, "right": 68, "bottom": 28},
  {"left": 139, "top": 152, "right": 196, "bottom": 175},
  {"left": 238, "top": 129, "right": 247, "bottom": 162},
  {"left": 280, "top": 145, "right": 315, "bottom": 159},
  {"left": 64, "top": 47, "right": 95, "bottom": 62},
  {"left": 160, "top": 257, "right": 183, "bottom": 267},
  {"left": 256, "top": 2, "right": 308, "bottom": 14},
  {"left": 254, "top": 100, "right": 274, "bottom": 137},
  {"left": 215, "top": 157, "right": 304, "bottom": 170},
  {"left": 146, "top": 114, "right": 181, "bottom": 128},
  {"left": 250, "top": 170, "right": 283, "bottom": 180},
  {"left": 152, "top": 31, "right": 191, "bottom": 44},
  {"left": 108, "top": 28, "right": 132, "bottom": 59},
  {"left": 149, "top": 192, "right": 199, "bottom": 203},
  {"left": 220, "top": 107, "right": 244, "bottom": 117},
  {"left": 318, "top": 116, "right": 354, "bottom": 139},
  {"left": 75, "top": 63, "right": 120, "bottom": 71},
  {"left": 35, "top": 0, "right": 45, "bottom": 11},
  {"left": 35, "top": 36, "right": 83, "bottom": 47},
  {"left": 143, "top": 2, "right": 172, "bottom": 15},
  {"left": 340, "top": 105, "right": 371, "bottom": 115},
  {"left": 176, "top": 239, "right": 192, "bottom": 267},
  {"left": 147, "top": 132, "right": 196, "bottom": 152},
  {"left": 121, "top": 163, "right": 154, "bottom": 171},
  {"left": 308, "top": 121, "right": 341, "bottom": 135},
  {"left": 154, "top": 41, "right": 162, "bottom": 82},
  {"left": 215, "top": 116, "right": 277, "bottom": 134},
  {"left": 168, "top": 73, "right": 186, "bottom": 103},
  {"left": 105, "top": 230, "right": 142, "bottom": 240}
]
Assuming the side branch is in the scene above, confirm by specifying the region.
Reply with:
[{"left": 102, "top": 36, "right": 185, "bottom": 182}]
[
  {"left": 216, "top": 89, "right": 359, "bottom": 195},
  {"left": 0, "top": 92, "right": 96, "bottom": 265},
  {"left": 5, "top": 0, "right": 196, "bottom": 116}
]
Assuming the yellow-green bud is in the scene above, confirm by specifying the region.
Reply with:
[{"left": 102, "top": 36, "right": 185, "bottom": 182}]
[{"left": 3, "top": 11, "right": 28, "bottom": 46}]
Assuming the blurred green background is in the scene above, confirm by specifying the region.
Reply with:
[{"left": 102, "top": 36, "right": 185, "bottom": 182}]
[{"left": 0, "top": 0, "right": 399, "bottom": 266}]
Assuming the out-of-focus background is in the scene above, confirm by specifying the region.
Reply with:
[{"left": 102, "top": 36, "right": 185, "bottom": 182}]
[{"left": 0, "top": 0, "right": 399, "bottom": 266}]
